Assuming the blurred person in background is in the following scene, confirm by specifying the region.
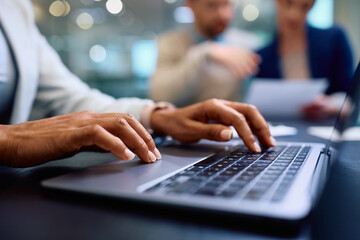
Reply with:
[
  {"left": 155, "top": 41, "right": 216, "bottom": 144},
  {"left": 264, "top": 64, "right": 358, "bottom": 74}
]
[
  {"left": 0, "top": 0, "right": 275, "bottom": 168},
  {"left": 257, "top": 0, "right": 354, "bottom": 120},
  {"left": 150, "top": 0, "right": 262, "bottom": 107}
]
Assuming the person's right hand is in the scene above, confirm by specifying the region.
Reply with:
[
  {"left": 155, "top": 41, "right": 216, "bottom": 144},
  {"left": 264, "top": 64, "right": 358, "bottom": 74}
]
[
  {"left": 208, "top": 44, "right": 261, "bottom": 79},
  {"left": 0, "top": 111, "right": 161, "bottom": 167}
]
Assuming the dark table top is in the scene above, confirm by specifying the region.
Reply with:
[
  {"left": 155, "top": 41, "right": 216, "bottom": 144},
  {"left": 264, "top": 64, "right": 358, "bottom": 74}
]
[{"left": 1, "top": 119, "right": 360, "bottom": 240}]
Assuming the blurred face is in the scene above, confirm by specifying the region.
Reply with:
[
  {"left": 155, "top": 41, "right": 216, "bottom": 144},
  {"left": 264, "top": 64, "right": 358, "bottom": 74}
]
[
  {"left": 186, "top": 0, "right": 233, "bottom": 38},
  {"left": 275, "top": 0, "right": 315, "bottom": 32}
]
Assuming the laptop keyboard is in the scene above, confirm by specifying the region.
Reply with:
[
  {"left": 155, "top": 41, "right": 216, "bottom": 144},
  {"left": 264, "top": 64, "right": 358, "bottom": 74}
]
[{"left": 144, "top": 145, "right": 311, "bottom": 202}]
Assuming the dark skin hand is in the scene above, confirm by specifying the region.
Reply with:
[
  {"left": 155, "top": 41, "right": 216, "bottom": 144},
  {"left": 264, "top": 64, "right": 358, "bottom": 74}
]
[
  {"left": 150, "top": 98, "right": 276, "bottom": 152},
  {"left": 0, "top": 111, "right": 160, "bottom": 167},
  {"left": 0, "top": 99, "right": 275, "bottom": 168}
]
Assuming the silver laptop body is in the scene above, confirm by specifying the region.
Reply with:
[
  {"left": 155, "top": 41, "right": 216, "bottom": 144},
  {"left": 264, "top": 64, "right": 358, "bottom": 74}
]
[{"left": 42, "top": 63, "right": 360, "bottom": 222}]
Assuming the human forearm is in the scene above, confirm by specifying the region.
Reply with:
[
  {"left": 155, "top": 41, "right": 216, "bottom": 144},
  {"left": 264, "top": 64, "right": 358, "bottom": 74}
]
[
  {"left": 150, "top": 44, "right": 212, "bottom": 105},
  {"left": 0, "top": 112, "right": 162, "bottom": 168}
]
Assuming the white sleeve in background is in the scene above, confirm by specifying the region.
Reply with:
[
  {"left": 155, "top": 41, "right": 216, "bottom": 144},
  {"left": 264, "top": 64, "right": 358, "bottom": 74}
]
[{"left": 32, "top": 24, "right": 153, "bottom": 122}]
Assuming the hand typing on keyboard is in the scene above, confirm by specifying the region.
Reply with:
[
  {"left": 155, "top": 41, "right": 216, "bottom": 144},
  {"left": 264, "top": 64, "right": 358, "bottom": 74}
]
[
  {"left": 0, "top": 99, "right": 275, "bottom": 167},
  {"left": 150, "top": 98, "right": 276, "bottom": 153}
]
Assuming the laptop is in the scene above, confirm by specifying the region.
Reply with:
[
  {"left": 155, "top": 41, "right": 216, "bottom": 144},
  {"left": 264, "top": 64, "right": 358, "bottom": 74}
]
[{"left": 42, "top": 63, "right": 360, "bottom": 222}]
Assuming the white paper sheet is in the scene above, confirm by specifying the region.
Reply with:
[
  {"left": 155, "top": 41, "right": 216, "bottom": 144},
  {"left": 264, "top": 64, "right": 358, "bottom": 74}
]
[
  {"left": 245, "top": 79, "right": 328, "bottom": 118},
  {"left": 231, "top": 123, "right": 297, "bottom": 139},
  {"left": 307, "top": 126, "right": 360, "bottom": 141}
]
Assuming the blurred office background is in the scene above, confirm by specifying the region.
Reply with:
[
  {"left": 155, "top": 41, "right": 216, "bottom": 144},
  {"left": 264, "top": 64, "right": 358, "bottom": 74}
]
[{"left": 32, "top": 0, "right": 360, "bottom": 99}]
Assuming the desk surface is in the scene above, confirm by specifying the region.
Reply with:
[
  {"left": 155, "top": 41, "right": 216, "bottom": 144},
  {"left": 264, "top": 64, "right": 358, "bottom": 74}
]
[{"left": 1, "top": 120, "right": 360, "bottom": 240}]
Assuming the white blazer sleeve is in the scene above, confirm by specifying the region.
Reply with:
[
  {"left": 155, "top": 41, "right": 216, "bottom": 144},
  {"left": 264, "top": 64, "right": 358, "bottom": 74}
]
[{"left": 33, "top": 24, "right": 153, "bottom": 121}]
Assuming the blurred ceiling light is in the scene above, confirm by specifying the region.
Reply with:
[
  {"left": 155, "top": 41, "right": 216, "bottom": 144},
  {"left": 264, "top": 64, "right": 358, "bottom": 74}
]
[
  {"left": 49, "top": 1, "right": 66, "bottom": 17},
  {"left": 242, "top": 4, "right": 259, "bottom": 22},
  {"left": 63, "top": 1, "right": 71, "bottom": 16},
  {"left": 49, "top": 1, "right": 71, "bottom": 17},
  {"left": 164, "top": 0, "right": 177, "bottom": 4},
  {"left": 90, "top": 45, "right": 107, "bottom": 63},
  {"left": 76, "top": 12, "right": 94, "bottom": 30},
  {"left": 106, "top": 0, "right": 124, "bottom": 15},
  {"left": 174, "top": 7, "right": 194, "bottom": 23}
]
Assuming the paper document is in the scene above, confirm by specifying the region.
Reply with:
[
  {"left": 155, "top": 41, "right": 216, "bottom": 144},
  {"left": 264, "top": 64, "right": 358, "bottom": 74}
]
[
  {"left": 308, "top": 126, "right": 360, "bottom": 141},
  {"left": 231, "top": 123, "right": 297, "bottom": 139},
  {"left": 245, "top": 79, "right": 328, "bottom": 118}
]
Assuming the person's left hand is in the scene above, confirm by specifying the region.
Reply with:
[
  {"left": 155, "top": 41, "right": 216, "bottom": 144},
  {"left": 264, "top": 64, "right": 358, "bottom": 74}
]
[
  {"left": 301, "top": 94, "right": 340, "bottom": 120},
  {"left": 150, "top": 99, "right": 276, "bottom": 152}
]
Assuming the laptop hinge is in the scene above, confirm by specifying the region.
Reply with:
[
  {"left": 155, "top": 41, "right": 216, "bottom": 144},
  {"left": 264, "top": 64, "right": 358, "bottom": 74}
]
[{"left": 309, "top": 150, "right": 331, "bottom": 206}]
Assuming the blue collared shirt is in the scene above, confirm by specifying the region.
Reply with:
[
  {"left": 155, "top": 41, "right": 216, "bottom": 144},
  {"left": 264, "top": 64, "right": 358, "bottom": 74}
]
[
  {"left": 0, "top": 22, "right": 16, "bottom": 123},
  {"left": 189, "top": 27, "right": 225, "bottom": 44}
]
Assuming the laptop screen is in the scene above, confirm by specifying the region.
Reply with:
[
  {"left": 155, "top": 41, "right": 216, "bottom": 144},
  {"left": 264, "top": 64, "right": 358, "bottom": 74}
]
[{"left": 329, "top": 62, "right": 360, "bottom": 146}]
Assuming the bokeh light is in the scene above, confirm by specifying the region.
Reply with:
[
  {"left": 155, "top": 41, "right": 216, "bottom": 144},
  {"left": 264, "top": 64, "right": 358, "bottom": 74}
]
[
  {"left": 76, "top": 12, "right": 94, "bottom": 30},
  {"left": 164, "top": 0, "right": 177, "bottom": 4},
  {"left": 63, "top": 1, "right": 71, "bottom": 16},
  {"left": 49, "top": 1, "right": 66, "bottom": 17},
  {"left": 173, "top": 7, "right": 194, "bottom": 23},
  {"left": 49, "top": 1, "right": 71, "bottom": 17},
  {"left": 89, "top": 45, "right": 107, "bottom": 63},
  {"left": 242, "top": 4, "right": 260, "bottom": 22},
  {"left": 106, "top": 0, "right": 124, "bottom": 15}
]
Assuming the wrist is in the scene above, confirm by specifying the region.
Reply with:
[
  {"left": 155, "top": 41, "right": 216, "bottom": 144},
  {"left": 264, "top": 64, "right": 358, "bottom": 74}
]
[
  {"left": 0, "top": 125, "right": 9, "bottom": 165},
  {"left": 141, "top": 102, "right": 175, "bottom": 133},
  {"left": 150, "top": 103, "right": 176, "bottom": 134}
]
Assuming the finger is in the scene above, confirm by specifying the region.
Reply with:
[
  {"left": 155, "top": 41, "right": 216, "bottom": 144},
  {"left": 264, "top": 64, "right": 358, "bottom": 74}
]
[
  {"left": 90, "top": 114, "right": 160, "bottom": 162},
  {"left": 222, "top": 101, "right": 275, "bottom": 148},
  {"left": 73, "top": 125, "right": 135, "bottom": 161},
  {"left": 182, "top": 121, "right": 234, "bottom": 142},
  {"left": 203, "top": 100, "right": 261, "bottom": 152},
  {"left": 125, "top": 115, "right": 161, "bottom": 159},
  {"left": 113, "top": 119, "right": 157, "bottom": 163}
]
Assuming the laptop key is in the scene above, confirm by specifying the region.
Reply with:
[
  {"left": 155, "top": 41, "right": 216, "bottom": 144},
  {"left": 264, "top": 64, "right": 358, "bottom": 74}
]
[
  {"left": 168, "top": 180, "right": 201, "bottom": 194},
  {"left": 244, "top": 189, "right": 265, "bottom": 200}
]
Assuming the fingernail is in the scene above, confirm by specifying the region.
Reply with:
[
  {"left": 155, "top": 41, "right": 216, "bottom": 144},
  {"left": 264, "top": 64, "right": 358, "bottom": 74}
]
[
  {"left": 148, "top": 150, "right": 157, "bottom": 163},
  {"left": 124, "top": 149, "right": 135, "bottom": 160},
  {"left": 220, "top": 129, "right": 233, "bottom": 140},
  {"left": 253, "top": 142, "right": 261, "bottom": 153},
  {"left": 270, "top": 137, "right": 277, "bottom": 146},
  {"left": 154, "top": 148, "right": 162, "bottom": 160}
]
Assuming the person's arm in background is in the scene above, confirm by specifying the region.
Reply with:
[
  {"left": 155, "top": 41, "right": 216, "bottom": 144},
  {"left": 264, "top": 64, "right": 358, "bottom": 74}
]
[
  {"left": 150, "top": 32, "right": 212, "bottom": 106},
  {"left": 302, "top": 26, "right": 354, "bottom": 120},
  {"left": 33, "top": 25, "right": 153, "bottom": 121},
  {"left": 150, "top": 31, "right": 260, "bottom": 106}
]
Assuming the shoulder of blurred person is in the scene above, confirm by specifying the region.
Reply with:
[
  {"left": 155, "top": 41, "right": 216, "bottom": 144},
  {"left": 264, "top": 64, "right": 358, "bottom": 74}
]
[
  {"left": 156, "top": 28, "right": 195, "bottom": 64},
  {"left": 256, "top": 24, "right": 354, "bottom": 94},
  {"left": 306, "top": 24, "right": 354, "bottom": 94}
]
